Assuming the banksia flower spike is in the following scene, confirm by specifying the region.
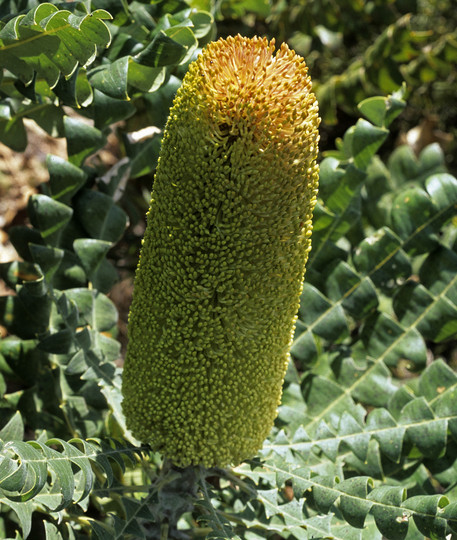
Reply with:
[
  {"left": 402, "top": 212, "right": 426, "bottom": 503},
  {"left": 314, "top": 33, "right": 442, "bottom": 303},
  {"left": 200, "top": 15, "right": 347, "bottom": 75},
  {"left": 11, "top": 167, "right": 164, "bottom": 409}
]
[{"left": 122, "top": 35, "right": 320, "bottom": 467}]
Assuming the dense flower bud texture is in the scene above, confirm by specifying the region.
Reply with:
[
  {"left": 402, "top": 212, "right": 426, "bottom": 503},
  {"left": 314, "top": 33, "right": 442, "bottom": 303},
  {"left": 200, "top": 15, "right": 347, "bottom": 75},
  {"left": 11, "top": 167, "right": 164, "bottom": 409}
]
[{"left": 122, "top": 35, "right": 320, "bottom": 467}]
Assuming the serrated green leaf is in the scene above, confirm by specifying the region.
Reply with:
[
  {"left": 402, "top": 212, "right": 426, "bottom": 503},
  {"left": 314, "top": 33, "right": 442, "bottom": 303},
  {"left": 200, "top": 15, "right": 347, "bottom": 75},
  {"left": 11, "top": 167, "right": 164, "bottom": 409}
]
[
  {"left": 0, "top": 261, "right": 41, "bottom": 289},
  {"left": 324, "top": 261, "right": 378, "bottom": 319},
  {"left": 38, "top": 329, "right": 75, "bottom": 355},
  {"left": 89, "top": 520, "right": 114, "bottom": 540},
  {"left": 89, "top": 57, "right": 129, "bottom": 100},
  {"left": 400, "top": 398, "right": 448, "bottom": 458},
  {"left": 43, "top": 521, "right": 64, "bottom": 540},
  {"left": 0, "top": 441, "right": 47, "bottom": 501},
  {"left": 301, "top": 375, "right": 355, "bottom": 429},
  {"left": 338, "top": 357, "right": 398, "bottom": 407},
  {"left": 0, "top": 499, "right": 33, "bottom": 539},
  {"left": 0, "top": 412, "right": 24, "bottom": 442},
  {"left": 297, "top": 283, "right": 348, "bottom": 342},
  {"left": 419, "top": 359, "right": 457, "bottom": 402},
  {"left": 0, "top": 338, "right": 42, "bottom": 385},
  {"left": 366, "top": 409, "right": 404, "bottom": 464},
  {"left": 441, "top": 502, "right": 457, "bottom": 534},
  {"left": 91, "top": 89, "right": 136, "bottom": 130},
  {"left": 46, "top": 155, "right": 88, "bottom": 204},
  {"left": 141, "top": 74, "right": 182, "bottom": 129},
  {"left": 368, "top": 486, "right": 408, "bottom": 539},
  {"left": 352, "top": 119, "right": 388, "bottom": 170},
  {"left": 64, "top": 288, "right": 117, "bottom": 332},
  {"left": 52, "top": 251, "right": 86, "bottom": 290},
  {"left": 358, "top": 312, "right": 427, "bottom": 369},
  {"left": 420, "top": 246, "right": 457, "bottom": 306},
  {"left": 135, "top": 27, "right": 194, "bottom": 67},
  {"left": 127, "top": 134, "right": 162, "bottom": 179},
  {"left": 390, "top": 187, "right": 440, "bottom": 255},
  {"left": 291, "top": 324, "right": 318, "bottom": 365},
  {"left": 189, "top": 10, "right": 213, "bottom": 38},
  {"left": 0, "top": 436, "right": 144, "bottom": 532},
  {"left": 24, "top": 102, "right": 64, "bottom": 138},
  {"left": 0, "top": 100, "right": 27, "bottom": 151},
  {"left": 309, "top": 475, "right": 341, "bottom": 514},
  {"left": 0, "top": 4, "right": 111, "bottom": 88},
  {"left": 358, "top": 97, "right": 390, "bottom": 127},
  {"left": 54, "top": 67, "right": 93, "bottom": 108},
  {"left": 309, "top": 164, "right": 365, "bottom": 272},
  {"left": 73, "top": 239, "right": 112, "bottom": 282},
  {"left": 418, "top": 144, "right": 446, "bottom": 175},
  {"left": 93, "top": 258, "right": 119, "bottom": 294},
  {"left": 27, "top": 441, "right": 75, "bottom": 512},
  {"left": 402, "top": 495, "right": 449, "bottom": 539},
  {"left": 388, "top": 145, "right": 421, "bottom": 186},
  {"left": 358, "top": 94, "right": 406, "bottom": 128},
  {"left": 126, "top": 62, "right": 166, "bottom": 94},
  {"left": 393, "top": 280, "right": 457, "bottom": 342},
  {"left": 28, "top": 244, "right": 64, "bottom": 283},
  {"left": 65, "top": 349, "right": 86, "bottom": 376},
  {"left": 8, "top": 225, "right": 44, "bottom": 261},
  {"left": 425, "top": 173, "right": 457, "bottom": 225},
  {"left": 352, "top": 226, "right": 411, "bottom": 290},
  {"left": 75, "top": 190, "right": 127, "bottom": 243},
  {"left": 64, "top": 116, "right": 107, "bottom": 167},
  {"left": 338, "top": 477, "right": 373, "bottom": 528},
  {"left": 28, "top": 194, "right": 73, "bottom": 247},
  {"left": 0, "top": 273, "right": 52, "bottom": 337}
]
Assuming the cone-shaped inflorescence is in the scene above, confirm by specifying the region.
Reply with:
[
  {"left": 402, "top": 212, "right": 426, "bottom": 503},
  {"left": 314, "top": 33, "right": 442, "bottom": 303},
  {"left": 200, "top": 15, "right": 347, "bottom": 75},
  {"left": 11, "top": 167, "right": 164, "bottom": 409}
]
[{"left": 122, "top": 35, "right": 320, "bottom": 467}]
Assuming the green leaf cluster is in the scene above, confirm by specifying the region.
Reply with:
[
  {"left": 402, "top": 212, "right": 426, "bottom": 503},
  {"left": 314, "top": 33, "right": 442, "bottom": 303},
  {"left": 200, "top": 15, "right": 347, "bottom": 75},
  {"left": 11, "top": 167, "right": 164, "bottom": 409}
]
[
  {"left": 0, "top": 146, "right": 129, "bottom": 437},
  {"left": 0, "top": 435, "right": 144, "bottom": 539},
  {"left": 0, "top": 0, "right": 214, "bottom": 152},
  {"left": 1, "top": 1, "right": 457, "bottom": 539},
  {"left": 219, "top": 0, "right": 457, "bottom": 171}
]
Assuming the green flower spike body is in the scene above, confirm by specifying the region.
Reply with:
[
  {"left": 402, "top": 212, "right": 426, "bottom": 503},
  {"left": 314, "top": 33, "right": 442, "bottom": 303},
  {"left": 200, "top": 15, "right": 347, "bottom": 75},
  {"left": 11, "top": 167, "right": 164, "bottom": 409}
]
[{"left": 122, "top": 35, "right": 320, "bottom": 467}]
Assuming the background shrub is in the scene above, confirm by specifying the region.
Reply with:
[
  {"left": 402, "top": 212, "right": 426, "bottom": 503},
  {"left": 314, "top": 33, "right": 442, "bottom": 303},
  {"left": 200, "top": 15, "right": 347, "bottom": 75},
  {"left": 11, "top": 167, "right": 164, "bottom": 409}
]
[{"left": 0, "top": 1, "right": 456, "bottom": 539}]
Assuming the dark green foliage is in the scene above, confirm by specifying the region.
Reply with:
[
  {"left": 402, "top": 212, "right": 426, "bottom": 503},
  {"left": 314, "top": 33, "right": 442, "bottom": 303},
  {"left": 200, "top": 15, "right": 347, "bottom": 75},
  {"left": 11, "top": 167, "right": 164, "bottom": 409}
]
[
  {"left": 219, "top": 0, "right": 457, "bottom": 173},
  {"left": 0, "top": 0, "right": 215, "bottom": 178},
  {"left": 1, "top": 1, "right": 457, "bottom": 539}
]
